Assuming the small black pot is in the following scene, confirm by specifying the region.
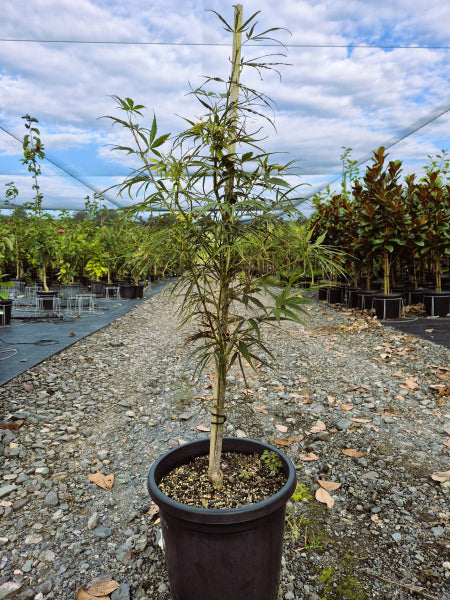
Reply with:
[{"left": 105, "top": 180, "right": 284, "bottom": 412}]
[
  {"left": 148, "top": 437, "right": 297, "bottom": 600},
  {"left": 0, "top": 299, "right": 13, "bottom": 325},
  {"left": 133, "top": 285, "right": 144, "bottom": 299},
  {"left": 357, "top": 290, "right": 378, "bottom": 310},
  {"left": 373, "top": 293, "right": 403, "bottom": 320},
  {"left": 404, "top": 288, "right": 428, "bottom": 306},
  {"left": 90, "top": 281, "right": 105, "bottom": 296},
  {"left": 36, "top": 290, "right": 58, "bottom": 311},
  {"left": 346, "top": 287, "right": 362, "bottom": 308},
  {"left": 327, "top": 286, "right": 344, "bottom": 304},
  {"left": 423, "top": 291, "right": 450, "bottom": 317},
  {"left": 119, "top": 283, "right": 135, "bottom": 299}
]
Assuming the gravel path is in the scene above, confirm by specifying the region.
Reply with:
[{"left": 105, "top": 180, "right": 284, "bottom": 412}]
[{"left": 0, "top": 288, "right": 449, "bottom": 600}]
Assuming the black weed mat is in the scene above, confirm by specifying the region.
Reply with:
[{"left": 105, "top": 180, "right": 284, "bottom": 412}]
[
  {"left": 381, "top": 316, "right": 450, "bottom": 349},
  {"left": 0, "top": 281, "right": 168, "bottom": 386}
]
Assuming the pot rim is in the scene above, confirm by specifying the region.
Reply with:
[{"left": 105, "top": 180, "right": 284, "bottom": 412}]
[{"left": 148, "top": 437, "right": 297, "bottom": 524}]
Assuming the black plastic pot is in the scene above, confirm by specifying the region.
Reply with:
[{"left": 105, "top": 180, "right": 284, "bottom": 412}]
[
  {"left": 346, "top": 287, "right": 362, "bottom": 308},
  {"left": 119, "top": 283, "right": 135, "bottom": 299},
  {"left": 357, "top": 290, "right": 377, "bottom": 310},
  {"left": 90, "top": 281, "right": 105, "bottom": 296},
  {"left": 36, "top": 290, "right": 58, "bottom": 310},
  {"left": 423, "top": 291, "right": 450, "bottom": 317},
  {"left": 318, "top": 287, "right": 329, "bottom": 301},
  {"left": 0, "top": 299, "right": 13, "bottom": 325},
  {"left": 373, "top": 293, "right": 403, "bottom": 320},
  {"left": 405, "top": 288, "right": 428, "bottom": 306},
  {"left": 148, "top": 437, "right": 297, "bottom": 600},
  {"left": 134, "top": 284, "right": 144, "bottom": 299},
  {"left": 327, "top": 286, "right": 343, "bottom": 304}
]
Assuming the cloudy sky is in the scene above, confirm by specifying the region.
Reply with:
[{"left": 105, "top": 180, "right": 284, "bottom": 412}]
[{"left": 0, "top": 0, "right": 449, "bottom": 216}]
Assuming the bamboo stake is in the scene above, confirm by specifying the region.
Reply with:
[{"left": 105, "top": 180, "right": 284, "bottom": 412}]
[{"left": 229, "top": 4, "right": 242, "bottom": 156}]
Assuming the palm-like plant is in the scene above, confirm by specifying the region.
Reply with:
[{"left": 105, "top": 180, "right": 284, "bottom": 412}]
[{"left": 103, "top": 8, "right": 311, "bottom": 488}]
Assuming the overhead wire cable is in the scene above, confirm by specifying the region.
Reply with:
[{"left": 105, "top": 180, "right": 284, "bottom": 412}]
[{"left": 0, "top": 39, "right": 448, "bottom": 49}]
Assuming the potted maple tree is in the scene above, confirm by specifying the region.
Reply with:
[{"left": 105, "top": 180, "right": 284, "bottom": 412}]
[{"left": 102, "top": 7, "right": 326, "bottom": 599}]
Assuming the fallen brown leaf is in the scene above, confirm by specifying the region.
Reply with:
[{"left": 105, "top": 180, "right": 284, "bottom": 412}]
[
  {"left": 299, "top": 452, "right": 319, "bottom": 461},
  {"left": 444, "top": 439, "right": 450, "bottom": 448},
  {"left": 148, "top": 504, "right": 160, "bottom": 519},
  {"left": 196, "top": 425, "right": 210, "bottom": 432},
  {"left": 431, "top": 470, "right": 450, "bottom": 483},
  {"left": 315, "top": 487, "right": 335, "bottom": 508},
  {"left": 275, "top": 424, "right": 288, "bottom": 433},
  {"left": 309, "top": 420, "right": 326, "bottom": 434},
  {"left": 318, "top": 480, "right": 341, "bottom": 491},
  {"left": 0, "top": 421, "right": 24, "bottom": 430},
  {"left": 87, "top": 472, "right": 114, "bottom": 490},
  {"left": 274, "top": 438, "right": 290, "bottom": 447},
  {"left": 350, "top": 418, "right": 372, "bottom": 423},
  {"left": 340, "top": 405, "right": 353, "bottom": 411},
  {"left": 87, "top": 579, "right": 120, "bottom": 596},
  {"left": 287, "top": 433, "right": 304, "bottom": 443},
  {"left": 342, "top": 449, "right": 365, "bottom": 458},
  {"left": 76, "top": 589, "right": 109, "bottom": 600}
]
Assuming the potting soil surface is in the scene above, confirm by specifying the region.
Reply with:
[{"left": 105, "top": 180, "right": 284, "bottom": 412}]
[
  {"left": 0, "top": 281, "right": 168, "bottom": 386},
  {"left": 1, "top": 286, "right": 449, "bottom": 387}
]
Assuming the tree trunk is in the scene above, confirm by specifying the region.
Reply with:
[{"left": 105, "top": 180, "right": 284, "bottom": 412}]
[
  {"left": 383, "top": 251, "right": 390, "bottom": 295},
  {"left": 435, "top": 252, "right": 442, "bottom": 292},
  {"left": 208, "top": 358, "right": 227, "bottom": 488}
]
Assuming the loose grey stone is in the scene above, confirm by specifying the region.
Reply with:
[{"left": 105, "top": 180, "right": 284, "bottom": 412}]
[
  {"left": 87, "top": 512, "right": 100, "bottom": 530},
  {"left": 336, "top": 418, "right": 352, "bottom": 431},
  {"left": 0, "top": 582, "right": 22, "bottom": 599},
  {"left": 111, "top": 583, "right": 131, "bottom": 600},
  {"left": 44, "top": 490, "right": 59, "bottom": 507},
  {"left": 0, "top": 485, "right": 17, "bottom": 499},
  {"left": 91, "top": 525, "right": 113, "bottom": 539}
]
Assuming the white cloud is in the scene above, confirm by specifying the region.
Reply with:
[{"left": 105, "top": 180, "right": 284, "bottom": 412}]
[{"left": 0, "top": 0, "right": 448, "bottom": 211}]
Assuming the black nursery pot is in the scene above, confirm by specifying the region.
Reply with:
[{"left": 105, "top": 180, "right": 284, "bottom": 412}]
[
  {"left": 0, "top": 299, "right": 13, "bottom": 325},
  {"left": 327, "top": 286, "right": 343, "bottom": 304},
  {"left": 148, "top": 437, "right": 297, "bottom": 600},
  {"left": 119, "top": 283, "right": 135, "bottom": 299},
  {"left": 357, "top": 290, "right": 377, "bottom": 310},
  {"left": 373, "top": 293, "right": 403, "bottom": 320},
  {"left": 423, "top": 291, "right": 450, "bottom": 317}
]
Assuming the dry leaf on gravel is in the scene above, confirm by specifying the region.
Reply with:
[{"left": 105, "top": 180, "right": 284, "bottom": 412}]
[
  {"left": 299, "top": 452, "right": 319, "bottom": 461},
  {"left": 0, "top": 421, "right": 24, "bottom": 430},
  {"left": 275, "top": 424, "right": 288, "bottom": 433},
  {"left": 148, "top": 504, "right": 159, "bottom": 519},
  {"left": 274, "top": 438, "right": 290, "bottom": 447},
  {"left": 340, "top": 405, "right": 353, "bottom": 411},
  {"left": 431, "top": 470, "right": 450, "bottom": 483},
  {"left": 342, "top": 449, "right": 365, "bottom": 458},
  {"left": 318, "top": 480, "right": 341, "bottom": 491},
  {"left": 287, "top": 433, "right": 304, "bottom": 443},
  {"left": 315, "top": 487, "right": 335, "bottom": 508},
  {"left": 76, "top": 589, "right": 109, "bottom": 600},
  {"left": 274, "top": 433, "right": 304, "bottom": 447},
  {"left": 196, "top": 425, "right": 210, "bottom": 432},
  {"left": 309, "top": 420, "right": 326, "bottom": 433},
  {"left": 429, "top": 384, "right": 450, "bottom": 396},
  {"left": 401, "top": 378, "right": 419, "bottom": 390},
  {"left": 87, "top": 579, "right": 120, "bottom": 596},
  {"left": 350, "top": 418, "right": 372, "bottom": 423},
  {"left": 87, "top": 472, "right": 114, "bottom": 490},
  {"left": 444, "top": 439, "right": 450, "bottom": 448}
]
